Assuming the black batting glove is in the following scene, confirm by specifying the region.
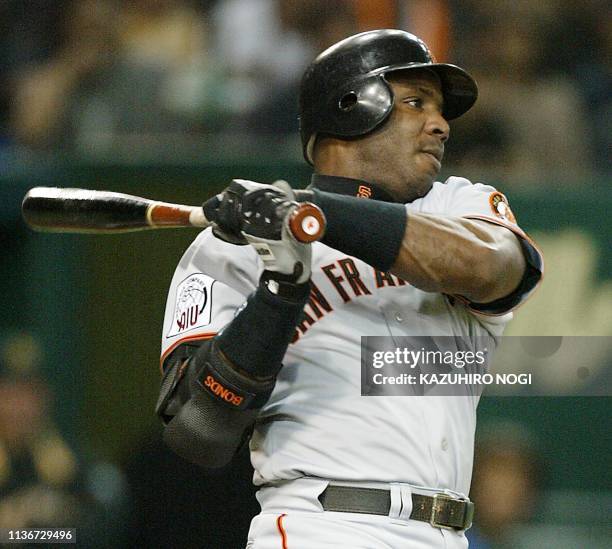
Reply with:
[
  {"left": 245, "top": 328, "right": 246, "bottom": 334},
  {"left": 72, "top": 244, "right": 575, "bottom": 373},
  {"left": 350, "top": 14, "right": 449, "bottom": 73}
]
[
  {"left": 203, "top": 180, "right": 294, "bottom": 245},
  {"left": 202, "top": 181, "right": 249, "bottom": 245}
]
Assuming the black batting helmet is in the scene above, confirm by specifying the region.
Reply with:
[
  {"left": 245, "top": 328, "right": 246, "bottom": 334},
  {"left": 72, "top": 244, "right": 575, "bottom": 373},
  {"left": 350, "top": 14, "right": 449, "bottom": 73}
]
[{"left": 299, "top": 29, "right": 478, "bottom": 164}]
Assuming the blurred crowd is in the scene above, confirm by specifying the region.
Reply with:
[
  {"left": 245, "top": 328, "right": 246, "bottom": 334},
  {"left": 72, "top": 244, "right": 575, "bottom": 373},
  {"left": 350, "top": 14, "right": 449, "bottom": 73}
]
[
  {"left": 0, "top": 333, "right": 127, "bottom": 547},
  {"left": 0, "top": 0, "right": 609, "bottom": 184}
]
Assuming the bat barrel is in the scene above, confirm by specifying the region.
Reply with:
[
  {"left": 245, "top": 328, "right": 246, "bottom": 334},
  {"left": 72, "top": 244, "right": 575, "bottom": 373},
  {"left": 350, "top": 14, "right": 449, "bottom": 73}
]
[{"left": 23, "top": 188, "right": 153, "bottom": 233}]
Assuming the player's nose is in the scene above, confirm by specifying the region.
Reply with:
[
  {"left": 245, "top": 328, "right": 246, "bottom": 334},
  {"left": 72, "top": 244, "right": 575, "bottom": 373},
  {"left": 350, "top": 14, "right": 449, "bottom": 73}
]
[{"left": 425, "top": 110, "right": 450, "bottom": 143}]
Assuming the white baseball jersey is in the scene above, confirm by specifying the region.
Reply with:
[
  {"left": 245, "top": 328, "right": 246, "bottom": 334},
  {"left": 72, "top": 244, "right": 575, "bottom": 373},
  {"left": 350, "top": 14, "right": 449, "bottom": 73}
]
[{"left": 161, "top": 176, "right": 542, "bottom": 497}]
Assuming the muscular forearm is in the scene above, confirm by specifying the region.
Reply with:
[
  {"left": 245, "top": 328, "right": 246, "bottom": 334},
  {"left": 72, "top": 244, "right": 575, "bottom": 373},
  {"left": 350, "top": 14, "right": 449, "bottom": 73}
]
[
  {"left": 392, "top": 214, "right": 525, "bottom": 302},
  {"left": 306, "top": 190, "right": 525, "bottom": 304}
]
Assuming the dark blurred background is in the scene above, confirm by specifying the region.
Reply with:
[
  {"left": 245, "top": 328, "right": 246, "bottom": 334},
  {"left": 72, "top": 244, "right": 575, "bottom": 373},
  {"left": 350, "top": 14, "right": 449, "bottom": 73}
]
[{"left": 0, "top": 1, "right": 610, "bottom": 547}]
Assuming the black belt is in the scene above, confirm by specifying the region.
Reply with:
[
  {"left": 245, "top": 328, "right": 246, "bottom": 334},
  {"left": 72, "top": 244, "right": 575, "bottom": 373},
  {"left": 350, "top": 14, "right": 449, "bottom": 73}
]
[{"left": 318, "top": 485, "right": 474, "bottom": 531}]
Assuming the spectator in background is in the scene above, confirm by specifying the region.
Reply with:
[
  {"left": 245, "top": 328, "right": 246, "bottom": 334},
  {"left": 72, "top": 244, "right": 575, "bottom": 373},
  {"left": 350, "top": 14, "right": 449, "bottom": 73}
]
[
  {"left": 11, "top": 0, "right": 223, "bottom": 152},
  {"left": 0, "top": 333, "right": 79, "bottom": 528},
  {"left": 215, "top": 0, "right": 358, "bottom": 138},
  {"left": 115, "top": 0, "right": 227, "bottom": 134},
  {"left": 0, "top": 332, "right": 127, "bottom": 547},
  {"left": 549, "top": 0, "right": 611, "bottom": 176},
  {"left": 211, "top": 0, "right": 314, "bottom": 121},
  {"left": 247, "top": 0, "right": 358, "bottom": 135},
  {"left": 467, "top": 422, "right": 545, "bottom": 549},
  {"left": 0, "top": 1, "right": 66, "bottom": 146},
  {"left": 446, "top": 0, "right": 593, "bottom": 186},
  {"left": 10, "top": 0, "right": 121, "bottom": 149},
  {"left": 399, "top": 0, "right": 452, "bottom": 62}
]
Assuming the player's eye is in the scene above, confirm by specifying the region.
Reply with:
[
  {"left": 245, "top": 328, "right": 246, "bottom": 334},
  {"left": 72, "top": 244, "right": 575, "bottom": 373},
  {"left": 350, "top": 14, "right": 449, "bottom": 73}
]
[{"left": 403, "top": 97, "right": 422, "bottom": 108}]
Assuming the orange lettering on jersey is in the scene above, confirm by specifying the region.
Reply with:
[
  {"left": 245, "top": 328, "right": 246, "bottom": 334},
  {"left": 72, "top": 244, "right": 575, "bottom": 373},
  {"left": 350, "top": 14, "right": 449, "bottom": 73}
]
[
  {"left": 374, "top": 269, "right": 409, "bottom": 287},
  {"left": 339, "top": 258, "right": 371, "bottom": 297},
  {"left": 290, "top": 258, "right": 412, "bottom": 346},
  {"left": 299, "top": 308, "right": 316, "bottom": 329},
  {"left": 374, "top": 269, "right": 396, "bottom": 288},
  {"left": 203, "top": 374, "right": 244, "bottom": 406},
  {"left": 322, "top": 263, "right": 351, "bottom": 303},
  {"left": 309, "top": 281, "right": 333, "bottom": 318}
]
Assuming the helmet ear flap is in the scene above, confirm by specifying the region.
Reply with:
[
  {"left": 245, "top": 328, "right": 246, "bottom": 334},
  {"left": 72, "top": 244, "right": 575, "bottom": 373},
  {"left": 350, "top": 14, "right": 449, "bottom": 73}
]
[
  {"left": 306, "top": 77, "right": 395, "bottom": 164},
  {"left": 328, "top": 76, "right": 395, "bottom": 138}
]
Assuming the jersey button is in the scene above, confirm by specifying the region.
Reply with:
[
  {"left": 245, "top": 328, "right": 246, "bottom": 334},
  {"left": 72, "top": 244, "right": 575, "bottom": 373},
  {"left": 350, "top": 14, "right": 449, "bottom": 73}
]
[
  {"left": 441, "top": 438, "right": 449, "bottom": 451},
  {"left": 394, "top": 311, "right": 403, "bottom": 323}
]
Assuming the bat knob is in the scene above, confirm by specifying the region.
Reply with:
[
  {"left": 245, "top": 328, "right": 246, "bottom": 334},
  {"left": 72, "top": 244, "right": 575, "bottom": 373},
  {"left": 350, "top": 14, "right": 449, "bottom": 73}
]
[{"left": 288, "top": 202, "right": 326, "bottom": 243}]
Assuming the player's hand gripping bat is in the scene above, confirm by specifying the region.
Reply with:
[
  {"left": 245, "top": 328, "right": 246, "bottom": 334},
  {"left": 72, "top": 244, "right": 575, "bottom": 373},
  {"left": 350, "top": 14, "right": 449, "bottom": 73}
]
[{"left": 21, "top": 187, "right": 326, "bottom": 243}]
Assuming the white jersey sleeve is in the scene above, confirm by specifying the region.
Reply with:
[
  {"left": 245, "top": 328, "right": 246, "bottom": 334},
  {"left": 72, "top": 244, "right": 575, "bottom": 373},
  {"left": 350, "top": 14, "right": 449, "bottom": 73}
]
[
  {"left": 160, "top": 228, "right": 261, "bottom": 368},
  {"left": 436, "top": 176, "right": 528, "bottom": 235},
  {"left": 407, "top": 176, "right": 543, "bottom": 318}
]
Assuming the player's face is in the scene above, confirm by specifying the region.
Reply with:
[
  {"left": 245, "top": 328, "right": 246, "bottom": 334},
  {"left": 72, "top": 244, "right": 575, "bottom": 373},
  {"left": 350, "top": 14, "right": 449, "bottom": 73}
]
[{"left": 356, "top": 70, "right": 450, "bottom": 202}]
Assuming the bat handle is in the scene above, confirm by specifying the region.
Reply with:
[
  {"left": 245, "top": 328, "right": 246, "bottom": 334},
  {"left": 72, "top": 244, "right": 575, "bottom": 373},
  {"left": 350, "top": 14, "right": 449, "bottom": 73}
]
[{"left": 288, "top": 202, "right": 326, "bottom": 243}]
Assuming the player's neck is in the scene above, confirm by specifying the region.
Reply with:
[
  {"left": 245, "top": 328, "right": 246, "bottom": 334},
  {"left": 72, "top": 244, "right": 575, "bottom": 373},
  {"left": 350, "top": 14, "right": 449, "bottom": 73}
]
[{"left": 313, "top": 143, "right": 381, "bottom": 192}]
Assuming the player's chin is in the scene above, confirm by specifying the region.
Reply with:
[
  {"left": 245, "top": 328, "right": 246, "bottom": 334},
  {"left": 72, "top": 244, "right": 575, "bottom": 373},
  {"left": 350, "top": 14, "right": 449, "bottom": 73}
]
[{"left": 418, "top": 153, "right": 442, "bottom": 177}]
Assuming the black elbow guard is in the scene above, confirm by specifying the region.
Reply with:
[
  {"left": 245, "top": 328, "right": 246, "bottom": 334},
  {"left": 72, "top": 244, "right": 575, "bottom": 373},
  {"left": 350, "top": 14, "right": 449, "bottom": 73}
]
[{"left": 158, "top": 340, "right": 276, "bottom": 468}]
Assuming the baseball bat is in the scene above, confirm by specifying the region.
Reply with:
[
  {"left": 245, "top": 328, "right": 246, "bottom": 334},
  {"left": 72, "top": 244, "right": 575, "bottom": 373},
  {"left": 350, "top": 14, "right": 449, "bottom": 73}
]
[{"left": 21, "top": 187, "right": 326, "bottom": 243}]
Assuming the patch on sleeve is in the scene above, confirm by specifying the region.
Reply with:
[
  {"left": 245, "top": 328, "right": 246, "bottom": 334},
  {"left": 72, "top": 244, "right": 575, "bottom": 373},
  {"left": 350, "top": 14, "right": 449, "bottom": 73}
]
[
  {"left": 166, "top": 273, "right": 215, "bottom": 338},
  {"left": 489, "top": 192, "right": 517, "bottom": 223}
]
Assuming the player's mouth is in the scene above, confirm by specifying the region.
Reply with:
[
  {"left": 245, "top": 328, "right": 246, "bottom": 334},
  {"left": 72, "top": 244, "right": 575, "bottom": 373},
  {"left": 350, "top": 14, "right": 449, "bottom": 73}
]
[{"left": 421, "top": 148, "right": 443, "bottom": 169}]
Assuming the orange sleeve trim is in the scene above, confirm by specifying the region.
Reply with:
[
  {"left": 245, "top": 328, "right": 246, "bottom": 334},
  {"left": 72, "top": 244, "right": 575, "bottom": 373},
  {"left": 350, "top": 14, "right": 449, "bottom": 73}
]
[
  {"left": 462, "top": 214, "right": 527, "bottom": 239},
  {"left": 159, "top": 332, "right": 217, "bottom": 374},
  {"left": 276, "top": 513, "right": 288, "bottom": 549},
  {"left": 452, "top": 293, "right": 530, "bottom": 317}
]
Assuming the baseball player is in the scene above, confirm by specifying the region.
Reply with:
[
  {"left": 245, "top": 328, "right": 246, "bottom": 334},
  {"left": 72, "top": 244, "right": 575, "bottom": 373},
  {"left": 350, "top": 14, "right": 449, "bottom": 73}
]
[{"left": 157, "top": 30, "right": 543, "bottom": 548}]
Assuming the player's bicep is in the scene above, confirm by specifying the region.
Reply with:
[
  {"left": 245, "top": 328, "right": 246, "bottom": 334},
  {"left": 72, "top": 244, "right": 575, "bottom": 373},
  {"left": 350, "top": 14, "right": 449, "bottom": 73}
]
[
  {"left": 435, "top": 178, "right": 543, "bottom": 314},
  {"left": 459, "top": 219, "right": 543, "bottom": 315}
]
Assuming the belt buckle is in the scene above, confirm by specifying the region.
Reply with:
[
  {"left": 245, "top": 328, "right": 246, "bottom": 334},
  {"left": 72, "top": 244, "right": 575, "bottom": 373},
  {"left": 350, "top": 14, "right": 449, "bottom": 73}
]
[
  {"left": 429, "top": 493, "right": 455, "bottom": 530},
  {"left": 429, "top": 493, "right": 474, "bottom": 531}
]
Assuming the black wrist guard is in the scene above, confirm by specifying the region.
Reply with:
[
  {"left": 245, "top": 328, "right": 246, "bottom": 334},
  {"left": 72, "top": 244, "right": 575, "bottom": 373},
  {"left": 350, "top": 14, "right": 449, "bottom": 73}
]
[
  {"left": 260, "top": 270, "right": 311, "bottom": 301},
  {"left": 216, "top": 275, "right": 310, "bottom": 379},
  {"left": 296, "top": 189, "right": 407, "bottom": 271}
]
